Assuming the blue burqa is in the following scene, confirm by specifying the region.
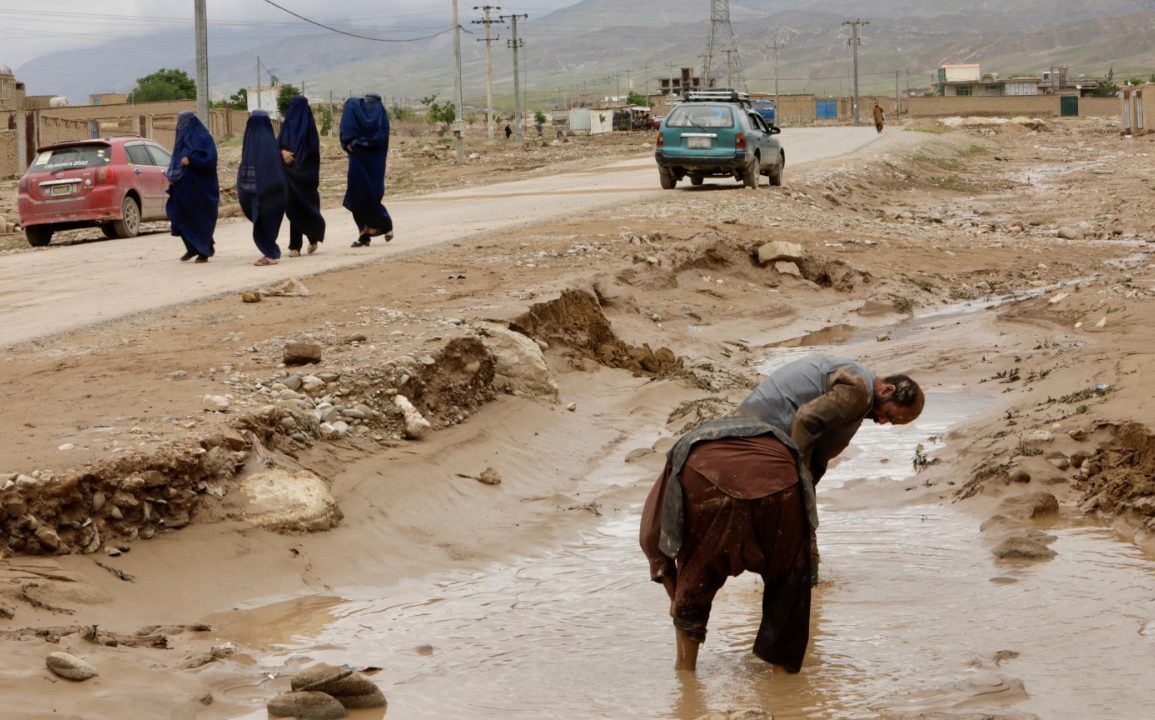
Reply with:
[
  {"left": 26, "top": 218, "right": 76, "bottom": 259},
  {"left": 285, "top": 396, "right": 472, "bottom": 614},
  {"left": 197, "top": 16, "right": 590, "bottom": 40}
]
[
  {"left": 340, "top": 93, "right": 392, "bottom": 237},
  {"left": 165, "top": 111, "right": 219, "bottom": 257},
  {"left": 238, "top": 110, "right": 286, "bottom": 259},
  {"left": 278, "top": 96, "right": 326, "bottom": 248}
]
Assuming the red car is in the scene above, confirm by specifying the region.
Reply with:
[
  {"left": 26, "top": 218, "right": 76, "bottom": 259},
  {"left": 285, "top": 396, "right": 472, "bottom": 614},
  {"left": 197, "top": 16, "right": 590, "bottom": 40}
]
[{"left": 17, "top": 136, "right": 173, "bottom": 247}]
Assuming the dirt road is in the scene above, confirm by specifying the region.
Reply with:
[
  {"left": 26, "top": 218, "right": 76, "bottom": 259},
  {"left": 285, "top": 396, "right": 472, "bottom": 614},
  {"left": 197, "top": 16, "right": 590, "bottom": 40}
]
[{"left": 0, "top": 127, "right": 881, "bottom": 348}]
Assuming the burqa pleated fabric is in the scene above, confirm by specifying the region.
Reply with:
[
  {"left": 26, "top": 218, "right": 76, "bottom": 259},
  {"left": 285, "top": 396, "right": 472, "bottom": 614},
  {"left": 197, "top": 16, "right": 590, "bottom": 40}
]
[
  {"left": 238, "top": 110, "right": 287, "bottom": 261},
  {"left": 165, "top": 111, "right": 219, "bottom": 258},
  {"left": 278, "top": 96, "right": 326, "bottom": 251},
  {"left": 340, "top": 93, "right": 393, "bottom": 242}
]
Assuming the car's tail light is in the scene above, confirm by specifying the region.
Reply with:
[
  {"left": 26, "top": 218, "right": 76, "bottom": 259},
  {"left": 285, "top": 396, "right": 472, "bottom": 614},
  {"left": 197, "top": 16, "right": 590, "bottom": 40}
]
[
  {"left": 655, "top": 132, "right": 664, "bottom": 147},
  {"left": 735, "top": 133, "right": 746, "bottom": 149},
  {"left": 95, "top": 167, "right": 116, "bottom": 184}
]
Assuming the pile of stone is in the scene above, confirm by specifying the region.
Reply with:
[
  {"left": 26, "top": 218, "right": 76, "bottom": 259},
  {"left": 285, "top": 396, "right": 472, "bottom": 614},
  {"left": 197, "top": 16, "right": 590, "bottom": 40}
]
[{"left": 268, "top": 663, "right": 387, "bottom": 719}]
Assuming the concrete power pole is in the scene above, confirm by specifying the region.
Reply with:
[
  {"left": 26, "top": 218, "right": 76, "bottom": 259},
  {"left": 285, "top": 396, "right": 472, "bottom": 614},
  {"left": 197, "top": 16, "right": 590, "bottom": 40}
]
[
  {"left": 502, "top": 13, "right": 528, "bottom": 141},
  {"left": 769, "top": 41, "right": 782, "bottom": 125},
  {"left": 194, "top": 0, "right": 209, "bottom": 124},
  {"left": 473, "top": 5, "right": 502, "bottom": 142},
  {"left": 895, "top": 69, "right": 900, "bottom": 117},
  {"left": 452, "top": 0, "right": 465, "bottom": 164},
  {"left": 843, "top": 19, "right": 868, "bottom": 126}
]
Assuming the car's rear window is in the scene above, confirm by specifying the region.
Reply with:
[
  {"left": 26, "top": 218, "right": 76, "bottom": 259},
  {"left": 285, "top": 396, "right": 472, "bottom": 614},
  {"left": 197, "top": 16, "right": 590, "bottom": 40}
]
[
  {"left": 665, "top": 104, "right": 735, "bottom": 129},
  {"left": 31, "top": 144, "right": 112, "bottom": 172}
]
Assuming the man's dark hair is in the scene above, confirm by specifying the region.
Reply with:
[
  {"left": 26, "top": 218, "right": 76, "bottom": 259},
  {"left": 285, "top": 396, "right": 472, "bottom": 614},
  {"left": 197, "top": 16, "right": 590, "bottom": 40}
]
[{"left": 884, "top": 374, "right": 921, "bottom": 407}]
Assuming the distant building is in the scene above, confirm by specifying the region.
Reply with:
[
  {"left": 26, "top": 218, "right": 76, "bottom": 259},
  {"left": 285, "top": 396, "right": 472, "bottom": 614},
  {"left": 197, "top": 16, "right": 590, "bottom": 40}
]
[
  {"left": 937, "top": 64, "right": 1042, "bottom": 96},
  {"left": 245, "top": 84, "right": 282, "bottom": 119},
  {"left": 89, "top": 92, "right": 128, "bottom": 106},
  {"left": 0, "top": 67, "right": 26, "bottom": 111},
  {"left": 658, "top": 68, "right": 712, "bottom": 97}
]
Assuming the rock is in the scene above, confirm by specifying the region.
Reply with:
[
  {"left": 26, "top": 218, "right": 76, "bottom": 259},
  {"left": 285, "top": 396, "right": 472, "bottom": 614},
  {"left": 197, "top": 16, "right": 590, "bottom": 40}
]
[
  {"left": 695, "top": 710, "right": 774, "bottom": 720},
  {"left": 394, "top": 395, "right": 432, "bottom": 440},
  {"left": 202, "top": 395, "right": 231, "bottom": 412},
  {"left": 477, "top": 467, "right": 502, "bottom": 485},
  {"left": 283, "top": 374, "right": 303, "bottom": 391},
  {"left": 239, "top": 469, "right": 342, "bottom": 533},
  {"left": 625, "top": 448, "right": 655, "bottom": 463},
  {"left": 995, "top": 491, "right": 1059, "bottom": 519},
  {"left": 1069, "top": 450, "right": 1089, "bottom": 469},
  {"left": 1024, "top": 430, "right": 1053, "bottom": 444},
  {"left": 291, "top": 665, "right": 386, "bottom": 709},
  {"left": 46, "top": 652, "right": 98, "bottom": 681},
  {"left": 566, "top": 402, "right": 577, "bottom": 412},
  {"left": 345, "top": 333, "right": 368, "bottom": 344},
  {"left": 267, "top": 691, "right": 347, "bottom": 719},
  {"left": 993, "top": 536, "right": 1057, "bottom": 560},
  {"left": 241, "top": 292, "right": 262, "bottom": 303},
  {"left": 876, "top": 332, "right": 891, "bottom": 342},
  {"left": 1007, "top": 468, "right": 1031, "bottom": 484},
  {"left": 284, "top": 342, "right": 323, "bottom": 366},
  {"left": 774, "top": 260, "right": 802, "bottom": 277},
  {"left": 301, "top": 375, "right": 325, "bottom": 394},
  {"left": 756, "top": 240, "right": 804, "bottom": 265},
  {"left": 1047, "top": 454, "right": 1070, "bottom": 470},
  {"left": 472, "top": 321, "right": 558, "bottom": 398},
  {"left": 337, "top": 688, "right": 388, "bottom": 709},
  {"left": 1057, "top": 227, "right": 1082, "bottom": 239}
]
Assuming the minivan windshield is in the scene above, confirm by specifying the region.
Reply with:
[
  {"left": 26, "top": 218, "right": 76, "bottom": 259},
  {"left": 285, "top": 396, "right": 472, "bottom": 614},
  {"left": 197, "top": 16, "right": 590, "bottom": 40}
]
[
  {"left": 31, "top": 144, "right": 112, "bottom": 173},
  {"left": 665, "top": 104, "right": 735, "bottom": 129}
]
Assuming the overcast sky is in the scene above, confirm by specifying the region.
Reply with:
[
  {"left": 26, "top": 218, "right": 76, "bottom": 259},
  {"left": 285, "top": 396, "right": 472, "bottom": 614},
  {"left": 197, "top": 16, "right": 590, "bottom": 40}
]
[{"left": 0, "top": 0, "right": 577, "bottom": 68}]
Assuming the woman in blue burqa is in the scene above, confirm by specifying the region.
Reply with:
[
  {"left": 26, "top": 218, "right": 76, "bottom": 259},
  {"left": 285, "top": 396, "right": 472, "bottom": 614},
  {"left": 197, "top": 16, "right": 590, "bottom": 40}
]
[
  {"left": 278, "top": 95, "right": 326, "bottom": 256},
  {"left": 238, "top": 110, "right": 287, "bottom": 266},
  {"left": 340, "top": 93, "right": 393, "bottom": 247},
  {"left": 165, "top": 111, "right": 219, "bottom": 263}
]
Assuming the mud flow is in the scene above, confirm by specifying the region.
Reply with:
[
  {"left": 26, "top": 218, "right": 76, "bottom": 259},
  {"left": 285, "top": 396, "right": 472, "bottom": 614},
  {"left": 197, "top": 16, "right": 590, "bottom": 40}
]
[{"left": 216, "top": 390, "right": 1155, "bottom": 719}]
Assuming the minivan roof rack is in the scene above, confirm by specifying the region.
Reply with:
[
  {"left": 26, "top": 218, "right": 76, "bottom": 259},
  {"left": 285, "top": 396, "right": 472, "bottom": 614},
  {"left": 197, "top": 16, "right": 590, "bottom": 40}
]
[{"left": 685, "top": 89, "right": 749, "bottom": 104}]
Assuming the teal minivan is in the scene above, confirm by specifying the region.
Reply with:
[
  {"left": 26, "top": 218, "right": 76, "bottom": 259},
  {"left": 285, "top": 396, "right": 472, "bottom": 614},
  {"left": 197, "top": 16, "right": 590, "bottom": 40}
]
[{"left": 654, "top": 90, "right": 784, "bottom": 190}]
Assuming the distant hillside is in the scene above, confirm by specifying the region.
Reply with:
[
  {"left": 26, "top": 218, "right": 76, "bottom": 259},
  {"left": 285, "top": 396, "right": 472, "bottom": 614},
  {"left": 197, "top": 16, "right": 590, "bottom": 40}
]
[{"left": 15, "top": 0, "right": 1155, "bottom": 107}]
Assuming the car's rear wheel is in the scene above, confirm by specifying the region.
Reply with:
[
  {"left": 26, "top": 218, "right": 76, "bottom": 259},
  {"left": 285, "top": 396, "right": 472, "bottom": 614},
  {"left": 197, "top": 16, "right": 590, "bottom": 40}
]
[
  {"left": 25, "top": 226, "right": 53, "bottom": 247},
  {"left": 768, "top": 154, "right": 784, "bottom": 186},
  {"left": 112, "top": 195, "right": 141, "bottom": 238},
  {"left": 743, "top": 154, "right": 761, "bottom": 188},
  {"left": 689, "top": 173, "right": 703, "bottom": 186},
  {"left": 659, "top": 168, "right": 676, "bottom": 190},
  {"left": 100, "top": 222, "right": 118, "bottom": 239}
]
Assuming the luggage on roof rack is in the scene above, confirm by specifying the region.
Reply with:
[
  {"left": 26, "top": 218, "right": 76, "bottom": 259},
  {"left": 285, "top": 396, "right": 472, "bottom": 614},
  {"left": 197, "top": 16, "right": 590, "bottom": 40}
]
[{"left": 684, "top": 89, "right": 750, "bottom": 104}]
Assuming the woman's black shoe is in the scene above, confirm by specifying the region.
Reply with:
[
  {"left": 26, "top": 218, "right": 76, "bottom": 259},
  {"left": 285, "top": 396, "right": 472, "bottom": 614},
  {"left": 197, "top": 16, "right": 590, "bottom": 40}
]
[
  {"left": 194, "top": 255, "right": 209, "bottom": 263},
  {"left": 180, "top": 250, "right": 197, "bottom": 262}
]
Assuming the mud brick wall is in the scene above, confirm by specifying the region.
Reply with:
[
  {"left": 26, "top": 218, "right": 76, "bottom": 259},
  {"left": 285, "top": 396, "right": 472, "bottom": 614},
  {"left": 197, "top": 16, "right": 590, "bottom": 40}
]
[
  {"left": 0, "top": 129, "right": 15, "bottom": 179},
  {"left": 909, "top": 95, "right": 1121, "bottom": 119},
  {"left": 37, "top": 116, "right": 92, "bottom": 147}
]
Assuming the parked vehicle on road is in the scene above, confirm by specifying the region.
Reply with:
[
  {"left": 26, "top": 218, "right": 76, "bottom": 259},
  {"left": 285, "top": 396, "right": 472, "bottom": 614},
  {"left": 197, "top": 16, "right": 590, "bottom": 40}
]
[
  {"left": 653, "top": 89, "right": 784, "bottom": 190},
  {"left": 17, "top": 136, "right": 173, "bottom": 247},
  {"left": 751, "top": 99, "right": 777, "bottom": 124}
]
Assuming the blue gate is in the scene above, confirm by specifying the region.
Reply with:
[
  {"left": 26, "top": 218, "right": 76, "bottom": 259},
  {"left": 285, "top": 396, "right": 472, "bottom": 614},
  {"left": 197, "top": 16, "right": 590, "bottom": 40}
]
[{"left": 816, "top": 99, "right": 837, "bottom": 120}]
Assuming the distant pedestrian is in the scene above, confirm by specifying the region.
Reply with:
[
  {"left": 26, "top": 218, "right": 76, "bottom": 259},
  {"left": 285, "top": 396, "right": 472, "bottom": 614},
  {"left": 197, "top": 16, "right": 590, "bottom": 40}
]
[
  {"left": 340, "top": 93, "right": 393, "bottom": 247},
  {"left": 278, "top": 95, "right": 326, "bottom": 257},
  {"left": 535, "top": 122, "right": 543, "bottom": 138},
  {"left": 873, "top": 101, "right": 885, "bottom": 133},
  {"left": 165, "top": 111, "right": 218, "bottom": 263},
  {"left": 238, "top": 110, "right": 287, "bottom": 266},
  {"left": 504, "top": 123, "right": 513, "bottom": 140}
]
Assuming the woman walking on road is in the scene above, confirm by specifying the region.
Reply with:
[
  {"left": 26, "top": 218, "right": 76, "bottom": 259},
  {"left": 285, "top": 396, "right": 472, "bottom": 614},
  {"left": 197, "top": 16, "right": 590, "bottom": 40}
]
[
  {"left": 238, "top": 110, "right": 287, "bottom": 266},
  {"left": 340, "top": 93, "right": 393, "bottom": 247},
  {"left": 165, "top": 111, "right": 218, "bottom": 263},
  {"left": 278, "top": 95, "right": 326, "bottom": 257}
]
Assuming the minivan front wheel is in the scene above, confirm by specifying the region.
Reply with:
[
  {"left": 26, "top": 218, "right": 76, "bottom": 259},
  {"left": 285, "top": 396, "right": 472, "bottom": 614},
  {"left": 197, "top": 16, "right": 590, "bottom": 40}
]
[
  {"left": 25, "top": 226, "right": 53, "bottom": 247},
  {"left": 112, "top": 195, "right": 141, "bottom": 238}
]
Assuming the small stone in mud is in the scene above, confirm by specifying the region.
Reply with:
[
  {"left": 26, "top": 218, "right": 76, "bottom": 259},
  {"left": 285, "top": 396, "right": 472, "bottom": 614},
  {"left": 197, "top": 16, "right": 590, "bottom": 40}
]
[
  {"left": 267, "top": 691, "right": 347, "bottom": 719},
  {"left": 625, "top": 448, "right": 655, "bottom": 463},
  {"left": 566, "top": 402, "right": 577, "bottom": 412},
  {"left": 477, "top": 467, "right": 502, "bottom": 485},
  {"left": 1007, "top": 468, "right": 1031, "bottom": 484},
  {"left": 202, "top": 395, "right": 230, "bottom": 412},
  {"left": 993, "top": 536, "right": 1057, "bottom": 560},
  {"left": 46, "top": 651, "right": 98, "bottom": 681},
  {"left": 283, "top": 342, "right": 323, "bottom": 366},
  {"left": 241, "top": 291, "right": 262, "bottom": 303},
  {"left": 1069, "top": 450, "right": 1089, "bottom": 468},
  {"left": 995, "top": 491, "right": 1059, "bottom": 519},
  {"left": 291, "top": 664, "right": 380, "bottom": 698}
]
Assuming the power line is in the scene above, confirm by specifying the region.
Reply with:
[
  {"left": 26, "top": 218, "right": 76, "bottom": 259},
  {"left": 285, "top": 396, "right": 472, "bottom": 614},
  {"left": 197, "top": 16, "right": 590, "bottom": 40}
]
[{"left": 260, "top": 0, "right": 455, "bottom": 42}]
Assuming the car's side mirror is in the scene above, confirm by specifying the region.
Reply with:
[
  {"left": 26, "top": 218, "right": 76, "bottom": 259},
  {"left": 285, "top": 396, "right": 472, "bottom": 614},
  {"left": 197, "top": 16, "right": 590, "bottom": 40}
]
[{"left": 769, "top": 125, "right": 781, "bottom": 135}]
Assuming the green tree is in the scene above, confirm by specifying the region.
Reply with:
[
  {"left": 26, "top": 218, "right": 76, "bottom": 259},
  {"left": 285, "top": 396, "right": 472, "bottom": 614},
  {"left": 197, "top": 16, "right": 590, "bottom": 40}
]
[
  {"left": 534, "top": 110, "right": 547, "bottom": 125},
  {"left": 1093, "top": 66, "right": 1119, "bottom": 97},
  {"left": 228, "top": 87, "right": 248, "bottom": 107},
  {"left": 391, "top": 105, "right": 415, "bottom": 122},
  {"left": 128, "top": 68, "right": 196, "bottom": 103},
  {"left": 420, "top": 94, "right": 456, "bottom": 134},
  {"left": 626, "top": 90, "right": 648, "bottom": 107},
  {"left": 317, "top": 104, "right": 334, "bottom": 136},
  {"left": 276, "top": 83, "right": 301, "bottom": 118}
]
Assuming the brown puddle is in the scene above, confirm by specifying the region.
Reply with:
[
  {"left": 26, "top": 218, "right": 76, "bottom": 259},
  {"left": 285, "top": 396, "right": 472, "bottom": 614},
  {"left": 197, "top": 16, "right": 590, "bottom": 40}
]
[{"left": 217, "top": 394, "right": 1155, "bottom": 719}]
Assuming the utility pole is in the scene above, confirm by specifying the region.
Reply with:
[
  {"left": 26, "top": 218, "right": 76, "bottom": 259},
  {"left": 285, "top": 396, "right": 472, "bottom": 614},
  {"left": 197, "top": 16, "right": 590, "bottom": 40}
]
[
  {"left": 256, "top": 56, "right": 261, "bottom": 110},
  {"left": 894, "top": 69, "right": 900, "bottom": 117},
  {"left": 843, "top": 18, "right": 868, "bottom": 126},
  {"left": 452, "top": 0, "right": 465, "bottom": 163},
  {"left": 473, "top": 5, "right": 501, "bottom": 142},
  {"left": 769, "top": 41, "right": 782, "bottom": 124},
  {"left": 194, "top": 0, "right": 209, "bottom": 123},
  {"left": 502, "top": 12, "right": 528, "bottom": 141}
]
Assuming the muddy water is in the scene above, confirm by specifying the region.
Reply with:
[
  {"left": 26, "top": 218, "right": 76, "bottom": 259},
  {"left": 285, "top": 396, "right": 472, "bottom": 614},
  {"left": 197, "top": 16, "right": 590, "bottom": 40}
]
[{"left": 225, "top": 394, "right": 1155, "bottom": 720}]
